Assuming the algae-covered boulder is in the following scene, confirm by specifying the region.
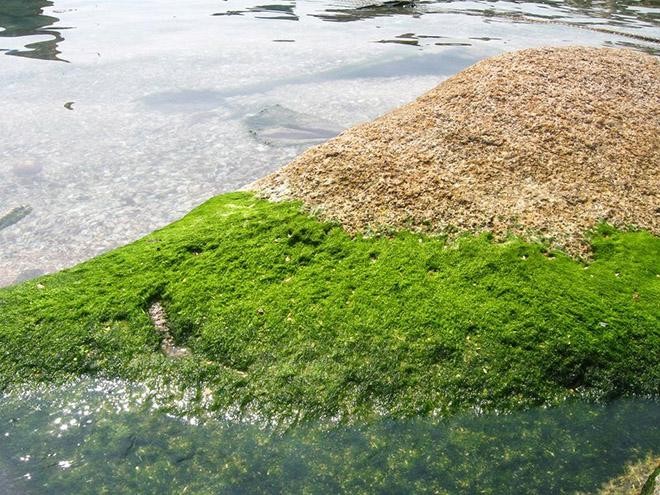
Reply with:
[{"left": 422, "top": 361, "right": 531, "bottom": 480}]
[
  {"left": 0, "top": 47, "right": 658, "bottom": 425},
  {"left": 253, "top": 47, "right": 660, "bottom": 255}
]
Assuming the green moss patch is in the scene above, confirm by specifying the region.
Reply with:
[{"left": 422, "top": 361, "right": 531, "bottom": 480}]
[{"left": 0, "top": 192, "right": 658, "bottom": 421}]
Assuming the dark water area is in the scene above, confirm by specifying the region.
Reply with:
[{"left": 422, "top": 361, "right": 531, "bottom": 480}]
[{"left": 0, "top": 380, "right": 657, "bottom": 494}]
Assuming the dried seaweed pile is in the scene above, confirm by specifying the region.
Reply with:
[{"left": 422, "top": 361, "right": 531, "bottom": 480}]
[{"left": 252, "top": 47, "right": 660, "bottom": 254}]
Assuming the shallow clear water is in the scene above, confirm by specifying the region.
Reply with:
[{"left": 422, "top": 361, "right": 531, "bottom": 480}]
[
  {"left": 0, "top": 0, "right": 659, "bottom": 286},
  {"left": 0, "top": 379, "right": 657, "bottom": 494}
]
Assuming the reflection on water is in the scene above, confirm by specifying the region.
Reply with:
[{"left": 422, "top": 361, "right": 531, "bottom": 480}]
[
  {"left": 212, "top": 0, "right": 418, "bottom": 21},
  {"left": 0, "top": 0, "right": 65, "bottom": 61},
  {"left": 313, "top": 0, "right": 423, "bottom": 22},
  {"left": 564, "top": 0, "right": 659, "bottom": 22},
  {"left": 0, "top": 379, "right": 657, "bottom": 494},
  {"left": 215, "top": 0, "right": 660, "bottom": 33},
  {"left": 214, "top": 0, "right": 660, "bottom": 55},
  {"left": 1, "top": 0, "right": 658, "bottom": 61},
  {"left": 214, "top": 1, "right": 300, "bottom": 21}
]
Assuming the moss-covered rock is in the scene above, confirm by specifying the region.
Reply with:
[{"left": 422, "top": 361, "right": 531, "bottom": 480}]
[{"left": 1, "top": 192, "right": 658, "bottom": 422}]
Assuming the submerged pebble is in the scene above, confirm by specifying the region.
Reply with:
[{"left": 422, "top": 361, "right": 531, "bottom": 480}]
[
  {"left": 0, "top": 205, "right": 32, "bottom": 231},
  {"left": 11, "top": 159, "right": 43, "bottom": 177}
]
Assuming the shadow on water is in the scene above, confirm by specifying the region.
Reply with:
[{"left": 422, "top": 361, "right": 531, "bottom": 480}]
[
  {"left": 0, "top": 0, "right": 66, "bottom": 62},
  {"left": 139, "top": 50, "right": 480, "bottom": 114},
  {"left": 0, "top": 379, "right": 657, "bottom": 494}
]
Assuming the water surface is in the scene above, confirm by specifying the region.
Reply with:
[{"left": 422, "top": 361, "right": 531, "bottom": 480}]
[{"left": 0, "top": 379, "right": 657, "bottom": 494}]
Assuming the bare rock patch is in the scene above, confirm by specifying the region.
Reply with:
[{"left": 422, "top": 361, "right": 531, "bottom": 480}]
[{"left": 251, "top": 47, "right": 660, "bottom": 255}]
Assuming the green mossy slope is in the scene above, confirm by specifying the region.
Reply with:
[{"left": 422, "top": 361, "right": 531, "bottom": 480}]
[{"left": 0, "top": 192, "right": 658, "bottom": 420}]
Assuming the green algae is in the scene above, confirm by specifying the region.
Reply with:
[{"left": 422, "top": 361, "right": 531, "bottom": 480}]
[{"left": 0, "top": 192, "right": 658, "bottom": 421}]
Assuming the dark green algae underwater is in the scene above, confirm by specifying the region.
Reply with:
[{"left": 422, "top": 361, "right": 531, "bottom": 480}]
[
  {"left": 0, "top": 192, "right": 658, "bottom": 493},
  {"left": 0, "top": 384, "right": 657, "bottom": 494}
]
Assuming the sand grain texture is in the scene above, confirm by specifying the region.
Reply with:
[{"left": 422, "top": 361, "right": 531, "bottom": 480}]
[{"left": 252, "top": 47, "right": 660, "bottom": 254}]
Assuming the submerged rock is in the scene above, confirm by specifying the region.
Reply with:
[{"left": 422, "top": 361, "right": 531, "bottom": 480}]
[
  {"left": 252, "top": 47, "right": 660, "bottom": 255},
  {"left": 0, "top": 205, "right": 32, "bottom": 231},
  {"left": 11, "top": 159, "right": 43, "bottom": 177},
  {"left": 245, "top": 104, "right": 343, "bottom": 147}
]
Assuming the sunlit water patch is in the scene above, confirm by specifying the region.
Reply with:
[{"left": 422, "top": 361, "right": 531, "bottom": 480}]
[
  {"left": 0, "top": 379, "right": 657, "bottom": 494},
  {"left": 0, "top": 0, "right": 658, "bottom": 286}
]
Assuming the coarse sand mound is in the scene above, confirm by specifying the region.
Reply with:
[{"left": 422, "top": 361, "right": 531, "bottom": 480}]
[{"left": 251, "top": 47, "right": 660, "bottom": 255}]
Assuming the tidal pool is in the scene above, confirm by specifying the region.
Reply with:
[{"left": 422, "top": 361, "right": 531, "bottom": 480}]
[
  {"left": 0, "top": 0, "right": 659, "bottom": 286},
  {"left": 0, "top": 379, "right": 657, "bottom": 494}
]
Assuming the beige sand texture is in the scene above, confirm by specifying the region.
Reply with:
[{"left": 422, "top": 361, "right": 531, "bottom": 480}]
[{"left": 251, "top": 47, "right": 660, "bottom": 255}]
